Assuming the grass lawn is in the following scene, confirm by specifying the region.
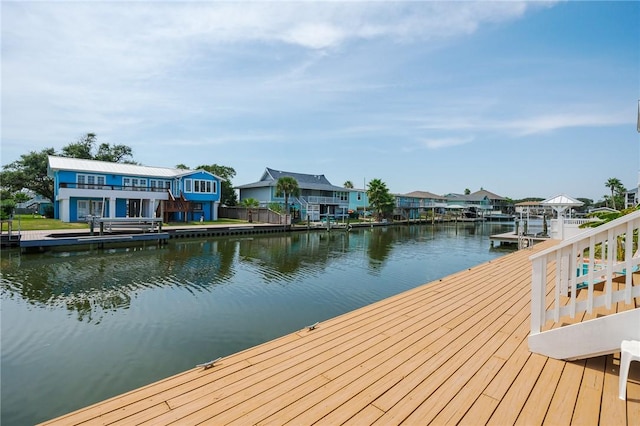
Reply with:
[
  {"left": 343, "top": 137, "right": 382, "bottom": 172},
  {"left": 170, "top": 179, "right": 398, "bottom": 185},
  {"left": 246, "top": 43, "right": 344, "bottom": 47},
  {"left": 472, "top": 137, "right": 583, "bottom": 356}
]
[{"left": 1, "top": 215, "right": 89, "bottom": 231}]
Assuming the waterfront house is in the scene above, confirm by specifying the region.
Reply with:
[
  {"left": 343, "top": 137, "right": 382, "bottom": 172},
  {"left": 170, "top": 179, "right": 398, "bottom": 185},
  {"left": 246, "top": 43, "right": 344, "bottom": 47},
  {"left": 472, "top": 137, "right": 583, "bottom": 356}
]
[
  {"left": 393, "top": 193, "right": 421, "bottom": 220},
  {"left": 348, "top": 187, "right": 369, "bottom": 217},
  {"left": 15, "top": 191, "right": 52, "bottom": 216},
  {"left": 47, "top": 156, "right": 223, "bottom": 223},
  {"left": 444, "top": 189, "right": 511, "bottom": 217},
  {"left": 236, "top": 168, "right": 351, "bottom": 222},
  {"left": 401, "top": 191, "right": 447, "bottom": 219}
]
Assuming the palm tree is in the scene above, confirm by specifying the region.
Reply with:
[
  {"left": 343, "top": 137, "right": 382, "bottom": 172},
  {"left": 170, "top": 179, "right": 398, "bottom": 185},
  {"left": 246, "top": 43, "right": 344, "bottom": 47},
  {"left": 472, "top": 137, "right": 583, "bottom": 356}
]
[
  {"left": 605, "top": 178, "right": 624, "bottom": 210},
  {"left": 241, "top": 198, "right": 260, "bottom": 223},
  {"left": 343, "top": 180, "right": 354, "bottom": 189},
  {"left": 367, "top": 178, "right": 394, "bottom": 221},
  {"left": 275, "top": 176, "right": 300, "bottom": 216}
]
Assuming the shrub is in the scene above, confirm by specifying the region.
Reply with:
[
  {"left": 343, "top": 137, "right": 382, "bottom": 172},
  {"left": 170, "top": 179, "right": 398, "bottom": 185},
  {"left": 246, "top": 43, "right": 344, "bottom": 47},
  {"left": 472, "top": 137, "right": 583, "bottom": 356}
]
[{"left": 0, "top": 199, "right": 16, "bottom": 220}]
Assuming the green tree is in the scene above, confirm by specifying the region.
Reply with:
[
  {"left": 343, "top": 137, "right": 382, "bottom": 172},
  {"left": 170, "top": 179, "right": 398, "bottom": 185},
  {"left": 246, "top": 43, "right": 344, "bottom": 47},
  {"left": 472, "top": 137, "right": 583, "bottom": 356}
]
[
  {"left": 1, "top": 148, "right": 56, "bottom": 202},
  {"left": 0, "top": 199, "right": 16, "bottom": 220},
  {"left": 605, "top": 178, "right": 625, "bottom": 210},
  {"left": 175, "top": 164, "right": 189, "bottom": 170},
  {"left": 464, "top": 188, "right": 471, "bottom": 195},
  {"left": 367, "top": 178, "right": 394, "bottom": 221},
  {"left": 268, "top": 202, "right": 283, "bottom": 214},
  {"left": 195, "top": 164, "right": 238, "bottom": 206},
  {"left": 13, "top": 192, "right": 30, "bottom": 204},
  {"left": 576, "top": 198, "right": 594, "bottom": 212},
  {"left": 61, "top": 133, "right": 95, "bottom": 159},
  {"left": 63, "top": 133, "right": 135, "bottom": 163},
  {"left": 275, "top": 176, "right": 300, "bottom": 215},
  {"left": 241, "top": 198, "right": 259, "bottom": 208},
  {"left": 241, "top": 197, "right": 260, "bottom": 223},
  {"left": 344, "top": 180, "right": 354, "bottom": 189},
  {"left": 94, "top": 143, "right": 134, "bottom": 163}
]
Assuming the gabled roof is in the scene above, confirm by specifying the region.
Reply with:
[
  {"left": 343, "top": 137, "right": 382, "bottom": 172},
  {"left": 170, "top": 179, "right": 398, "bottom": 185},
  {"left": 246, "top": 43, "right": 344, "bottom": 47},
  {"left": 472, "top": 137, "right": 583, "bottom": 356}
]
[
  {"left": 404, "top": 191, "right": 446, "bottom": 200},
  {"left": 468, "top": 189, "right": 505, "bottom": 201},
  {"left": 541, "top": 194, "right": 583, "bottom": 207},
  {"left": 444, "top": 189, "right": 505, "bottom": 203},
  {"left": 47, "top": 156, "right": 223, "bottom": 180},
  {"left": 236, "top": 167, "right": 347, "bottom": 192}
]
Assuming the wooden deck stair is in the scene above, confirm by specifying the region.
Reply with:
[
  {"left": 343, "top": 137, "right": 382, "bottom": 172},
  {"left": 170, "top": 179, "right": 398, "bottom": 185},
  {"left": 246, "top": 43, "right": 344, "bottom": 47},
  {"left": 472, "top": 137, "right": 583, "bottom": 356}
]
[
  {"left": 41, "top": 240, "right": 640, "bottom": 425},
  {"left": 529, "top": 211, "right": 640, "bottom": 361}
]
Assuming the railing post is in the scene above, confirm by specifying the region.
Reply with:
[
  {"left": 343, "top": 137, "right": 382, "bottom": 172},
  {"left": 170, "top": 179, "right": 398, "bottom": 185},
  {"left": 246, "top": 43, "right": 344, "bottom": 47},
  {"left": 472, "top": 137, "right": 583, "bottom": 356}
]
[{"left": 530, "top": 257, "right": 546, "bottom": 334}]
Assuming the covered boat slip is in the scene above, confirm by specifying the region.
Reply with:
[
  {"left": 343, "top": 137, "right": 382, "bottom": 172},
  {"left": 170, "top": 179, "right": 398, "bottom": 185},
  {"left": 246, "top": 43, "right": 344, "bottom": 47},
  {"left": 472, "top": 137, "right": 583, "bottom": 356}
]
[{"left": 41, "top": 240, "right": 639, "bottom": 425}]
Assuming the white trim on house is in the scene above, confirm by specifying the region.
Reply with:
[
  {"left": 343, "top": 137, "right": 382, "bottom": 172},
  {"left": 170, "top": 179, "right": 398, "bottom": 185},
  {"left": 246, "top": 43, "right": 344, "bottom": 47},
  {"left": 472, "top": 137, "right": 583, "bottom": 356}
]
[
  {"left": 77, "top": 173, "right": 107, "bottom": 189},
  {"left": 184, "top": 179, "right": 217, "bottom": 194}
]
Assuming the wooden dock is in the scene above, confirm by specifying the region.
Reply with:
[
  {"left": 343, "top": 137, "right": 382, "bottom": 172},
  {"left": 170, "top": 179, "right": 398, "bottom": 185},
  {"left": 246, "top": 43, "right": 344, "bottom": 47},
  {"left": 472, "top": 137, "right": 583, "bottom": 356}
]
[
  {"left": 40, "top": 240, "right": 639, "bottom": 425},
  {"left": 489, "top": 231, "right": 549, "bottom": 247},
  {"left": 19, "top": 229, "right": 169, "bottom": 251}
]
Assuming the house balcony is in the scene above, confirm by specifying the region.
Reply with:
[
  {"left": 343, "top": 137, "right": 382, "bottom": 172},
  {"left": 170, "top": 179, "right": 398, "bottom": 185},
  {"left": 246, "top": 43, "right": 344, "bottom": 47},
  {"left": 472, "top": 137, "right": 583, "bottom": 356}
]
[
  {"left": 301, "top": 196, "right": 349, "bottom": 208},
  {"left": 57, "top": 182, "right": 170, "bottom": 201}
]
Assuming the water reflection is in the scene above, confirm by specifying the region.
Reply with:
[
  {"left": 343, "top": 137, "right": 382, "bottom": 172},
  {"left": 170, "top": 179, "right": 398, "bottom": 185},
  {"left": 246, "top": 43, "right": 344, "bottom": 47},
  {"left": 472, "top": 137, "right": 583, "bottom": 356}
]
[
  {"left": 1, "top": 240, "right": 239, "bottom": 322},
  {"left": 0, "top": 223, "right": 509, "bottom": 324}
]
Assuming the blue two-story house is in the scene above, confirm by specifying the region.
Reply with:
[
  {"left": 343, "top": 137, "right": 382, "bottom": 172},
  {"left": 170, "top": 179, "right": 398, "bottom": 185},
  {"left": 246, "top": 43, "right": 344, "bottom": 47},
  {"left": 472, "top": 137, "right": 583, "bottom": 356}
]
[{"left": 47, "top": 156, "right": 223, "bottom": 223}]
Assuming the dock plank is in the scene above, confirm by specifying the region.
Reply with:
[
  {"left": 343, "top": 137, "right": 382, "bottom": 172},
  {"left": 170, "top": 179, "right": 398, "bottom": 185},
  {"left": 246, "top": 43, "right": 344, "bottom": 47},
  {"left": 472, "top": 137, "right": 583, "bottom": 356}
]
[
  {"left": 572, "top": 356, "right": 606, "bottom": 426},
  {"left": 599, "top": 354, "right": 628, "bottom": 426}
]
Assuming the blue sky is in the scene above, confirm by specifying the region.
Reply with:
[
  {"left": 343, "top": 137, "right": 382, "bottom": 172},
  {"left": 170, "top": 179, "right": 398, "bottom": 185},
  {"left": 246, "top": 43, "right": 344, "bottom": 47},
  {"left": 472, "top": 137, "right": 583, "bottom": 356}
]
[{"left": 2, "top": 1, "right": 639, "bottom": 201}]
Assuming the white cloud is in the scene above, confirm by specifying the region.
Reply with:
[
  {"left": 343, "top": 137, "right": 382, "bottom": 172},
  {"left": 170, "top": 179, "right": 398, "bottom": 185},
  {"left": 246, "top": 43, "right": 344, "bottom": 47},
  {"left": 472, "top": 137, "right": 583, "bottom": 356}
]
[
  {"left": 503, "top": 112, "right": 632, "bottom": 136},
  {"left": 281, "top": 23, "right": 346, "bottom": 49},
  {"left": 413, "top": 107, "right": 632, "bottom": 140},
  {"left": 422, "top": 136, "right": 474, "bottom": 150}
]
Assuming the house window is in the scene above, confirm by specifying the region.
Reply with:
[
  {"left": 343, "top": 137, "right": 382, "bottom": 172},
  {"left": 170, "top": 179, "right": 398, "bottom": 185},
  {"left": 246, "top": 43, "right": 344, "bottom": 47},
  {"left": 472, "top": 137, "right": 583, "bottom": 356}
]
[
  {"left": 150, "top": 179, "right": 170, "bottom": 191},
  {"left": 123, "top": 177, "right": 147, "bottom": 191},
  {"left": 184, "top": 179, "right": 216, "bottom": 194},
  {"left": 77, "top": 200, "right": 103, "bottom": 219},
  {"left": 336, "top": 191, "right": 348, "bottom": 202},
  {"left": 357, "top": 192, "right": 362, "bottom": 201},
  {"left": 77, "top": 174, "right": 106, "bottom": 189}
]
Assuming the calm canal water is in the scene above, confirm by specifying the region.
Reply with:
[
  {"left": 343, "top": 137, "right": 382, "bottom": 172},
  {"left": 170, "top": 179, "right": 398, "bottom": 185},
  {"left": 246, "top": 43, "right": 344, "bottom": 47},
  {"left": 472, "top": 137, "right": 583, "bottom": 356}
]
[{"left": 1, "top": 222, "right": 513, "bottom": 425}]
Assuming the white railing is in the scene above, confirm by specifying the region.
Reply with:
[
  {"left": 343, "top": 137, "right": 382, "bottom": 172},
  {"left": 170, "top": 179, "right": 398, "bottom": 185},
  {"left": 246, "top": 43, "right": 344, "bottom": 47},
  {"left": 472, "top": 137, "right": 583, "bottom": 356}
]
[
  {"left": 530, "top": 210, "right": 640, "bottom": 335},
  {"left": 563, "top": 218, "right": 595, "bottom": 226},
  {"left": 304, "top": 196, "right": 348, "bottom": 206},
  {"left": 549, "top": 217, "right": 601, "bottom": 240},
  {"left": 421, "top": 201, "right": 448, "bottom": 209}
]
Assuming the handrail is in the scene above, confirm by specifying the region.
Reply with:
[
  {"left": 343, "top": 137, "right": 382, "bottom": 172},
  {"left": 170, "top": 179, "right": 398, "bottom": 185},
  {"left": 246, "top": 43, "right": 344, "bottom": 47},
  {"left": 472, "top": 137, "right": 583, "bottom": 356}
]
[
  {"left": 529, "top": 210, "right": 640, "bottom": 335},
  {"left": 303, "top": 196, "right": 349, "bottom": 205},
  {"left": 59, "top": 182, "right": 168, "bottom": 192}
]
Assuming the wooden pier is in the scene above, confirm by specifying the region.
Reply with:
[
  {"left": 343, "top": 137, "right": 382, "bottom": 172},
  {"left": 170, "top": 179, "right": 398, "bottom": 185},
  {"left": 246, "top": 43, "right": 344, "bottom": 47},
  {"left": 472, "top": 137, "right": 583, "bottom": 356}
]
[
  {"left": 489, "top": 231, "right": 549, "bottom": 247},
  {"left": 40, "top": 239, "right": 639, "bottom": 425},
  {"left": 19, "top": 229, "right": 169, "bottom": 252}
]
